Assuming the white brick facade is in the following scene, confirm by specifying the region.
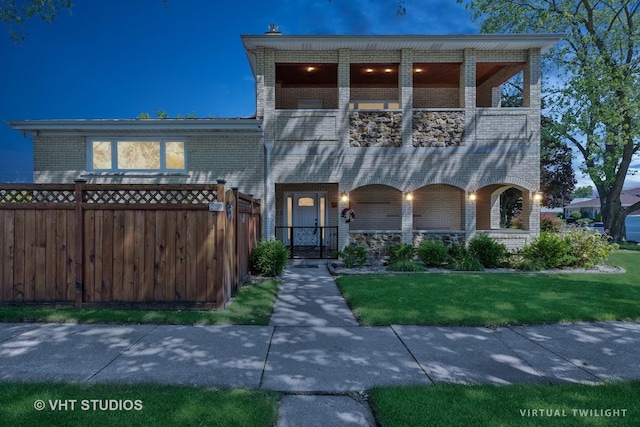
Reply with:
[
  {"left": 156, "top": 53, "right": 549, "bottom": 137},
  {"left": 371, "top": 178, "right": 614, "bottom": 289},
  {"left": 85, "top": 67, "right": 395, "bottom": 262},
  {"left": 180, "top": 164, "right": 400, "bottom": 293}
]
[{"left": 11, "top": 33, "right": 562, "bottom": 252}]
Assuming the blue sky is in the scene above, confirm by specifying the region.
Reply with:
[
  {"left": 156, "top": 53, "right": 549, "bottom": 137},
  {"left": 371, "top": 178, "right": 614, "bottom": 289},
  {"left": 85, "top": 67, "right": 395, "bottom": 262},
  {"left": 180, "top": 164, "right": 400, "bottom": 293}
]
[
  {"left": 0, "top": 0, "right": 477, "bottom": 182},
  {"left": 1, "top": 0, "right": 636, "bottom": 189}
]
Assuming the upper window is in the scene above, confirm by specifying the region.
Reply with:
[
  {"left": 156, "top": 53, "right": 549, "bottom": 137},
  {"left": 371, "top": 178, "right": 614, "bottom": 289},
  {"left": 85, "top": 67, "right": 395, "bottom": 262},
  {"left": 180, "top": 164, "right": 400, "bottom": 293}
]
[{"left": 89, "top": 139, "right": 186, "bottom": 172}]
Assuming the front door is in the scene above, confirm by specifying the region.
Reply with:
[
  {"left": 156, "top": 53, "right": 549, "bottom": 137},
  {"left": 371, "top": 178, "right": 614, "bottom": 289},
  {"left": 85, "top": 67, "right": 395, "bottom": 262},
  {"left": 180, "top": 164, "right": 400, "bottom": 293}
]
[{"left": 292, "top": 193, "right": 319, "bottom": 246}]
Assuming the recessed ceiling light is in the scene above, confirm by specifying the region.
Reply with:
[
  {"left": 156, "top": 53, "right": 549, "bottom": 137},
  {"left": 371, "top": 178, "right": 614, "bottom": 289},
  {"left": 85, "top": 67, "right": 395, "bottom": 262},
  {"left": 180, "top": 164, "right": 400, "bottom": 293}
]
[
  {"left": 414, "top": 68, "right": 423, "bottom": 73},
  {"left": 307, "top": 66, "right": 315, "bottom": 72},
  {"left": 366, "top": 68, "right": 374, "bottom": 73},
  {"left": 384, "top": 68, "right": 392, "bottom": 73}
]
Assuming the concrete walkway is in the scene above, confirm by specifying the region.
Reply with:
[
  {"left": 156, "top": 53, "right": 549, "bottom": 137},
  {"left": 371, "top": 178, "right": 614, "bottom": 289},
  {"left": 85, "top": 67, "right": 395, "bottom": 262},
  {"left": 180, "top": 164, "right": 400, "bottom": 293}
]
[{"left": 1, "top": 263, "right": 640, "bottom": 426}]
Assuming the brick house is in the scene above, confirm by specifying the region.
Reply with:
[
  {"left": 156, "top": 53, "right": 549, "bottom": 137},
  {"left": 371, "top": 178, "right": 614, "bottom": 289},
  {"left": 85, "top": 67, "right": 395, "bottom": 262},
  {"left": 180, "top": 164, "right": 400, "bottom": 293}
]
[{"left": 8, "top": 32, "right": 562, "bottom": 257}]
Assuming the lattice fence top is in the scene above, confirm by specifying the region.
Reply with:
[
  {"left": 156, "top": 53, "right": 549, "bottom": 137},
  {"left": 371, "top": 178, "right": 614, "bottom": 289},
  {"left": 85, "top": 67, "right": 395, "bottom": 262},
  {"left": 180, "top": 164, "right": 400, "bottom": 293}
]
[
  {"left": 83, "top": 188, "right": 218, "bottom": 204},
  {"left": 0, "top": 187, "right": 76, "bottom": 204}
]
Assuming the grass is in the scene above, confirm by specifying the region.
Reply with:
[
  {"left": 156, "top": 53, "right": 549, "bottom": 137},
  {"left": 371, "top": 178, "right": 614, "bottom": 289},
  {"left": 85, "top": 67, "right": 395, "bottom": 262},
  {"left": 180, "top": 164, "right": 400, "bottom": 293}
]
[
  {"left": 369, "top": 381, "right": 640, "bottom": 427},
  {"left": 336, "top": 251, "right": 640, "bottom": 326},
  {"left": 0, "top": 280, "right": 279, "bottom": 326},
  {"left": 0, "top": 382, "right": 278, "bottom": 427}
]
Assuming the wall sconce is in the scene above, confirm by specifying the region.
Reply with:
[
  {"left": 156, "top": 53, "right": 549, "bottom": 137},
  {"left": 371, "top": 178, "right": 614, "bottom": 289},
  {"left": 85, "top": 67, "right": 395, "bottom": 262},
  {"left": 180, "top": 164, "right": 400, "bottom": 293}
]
[
  {"left": 341, "top": 191, "right": 349, "bottom": 203},
  {"left": 405, "top": 192, "right": 413, "bottom": 201},
  {"left": 468, "top": 192, "right": 477, "bottom": 202},
  {"left": 533, "top": 191, "right": 543, "bottom": 203}
]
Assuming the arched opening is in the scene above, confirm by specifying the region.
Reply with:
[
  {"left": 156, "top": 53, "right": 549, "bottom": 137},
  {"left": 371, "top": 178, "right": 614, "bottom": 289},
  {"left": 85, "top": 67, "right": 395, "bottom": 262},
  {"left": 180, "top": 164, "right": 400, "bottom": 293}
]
[
  {"left": 349, "top": 184, "right": 402, "bottom": 231},
  {"left": 413, "top": 184, "right": 465, "bottom": 230},
  {"left": 476, "top": 184, "right": 531, "bottom": 230}
]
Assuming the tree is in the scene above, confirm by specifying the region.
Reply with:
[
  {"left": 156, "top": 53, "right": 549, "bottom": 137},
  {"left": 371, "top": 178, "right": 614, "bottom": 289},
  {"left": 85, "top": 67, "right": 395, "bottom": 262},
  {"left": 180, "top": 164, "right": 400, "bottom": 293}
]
[
  {"left": 460, "top": 0, "right": 640, "bottom": 241},
  {"left": 540, "top": 117, "right": 576, "bottom": 207},
  {"left": 1, "top": 0, "right": 72, "bottom": 42},
  {"left": 573, "top": 185, "right": 594, "bottom": 198}
]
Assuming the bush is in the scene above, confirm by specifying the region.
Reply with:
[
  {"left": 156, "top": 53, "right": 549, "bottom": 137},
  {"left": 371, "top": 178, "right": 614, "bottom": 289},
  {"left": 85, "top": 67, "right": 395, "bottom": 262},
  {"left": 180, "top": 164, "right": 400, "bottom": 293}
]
[
  {"left": 251, "top": 240, "right": 289, "bottom": 276},
  {"left": 386, "top": 260, "right": 426, "bottom": 272},
  {"left": 417, "top": 240, "right": 449, "bottom": 267},
  {"left": 519, "top": 232, "right": 576, "bottom": 270},
  {"left": 468, "top": 234, "right": 508, "bottom": 268},
  {"left": 566, "top": 227, "right": 618, "bottom": 268},
  {"left": 450, "top": 253, "right": 484, "bottom": 271},
  {"left": 337, "top": 245, "right": 368, "bottom": 268},
  {"left": 541, "top": 213, "right": 563, "bottom": 232},
  {"left": 389, "top": 244, "right": 416, "bottom": 263}
]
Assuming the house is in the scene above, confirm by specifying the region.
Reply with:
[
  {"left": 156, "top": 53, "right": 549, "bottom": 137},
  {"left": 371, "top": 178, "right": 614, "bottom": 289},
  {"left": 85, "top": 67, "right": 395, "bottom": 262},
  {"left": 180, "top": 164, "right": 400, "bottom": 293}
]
[
  {"left": 7, "top": 32, "right": 563, "bottom": 257},
  {"left": 564, "top": 188, "right": 640, "bottom": 220},
  {"left": 563, "top": 188, "right": 640, "bottom": 242}
]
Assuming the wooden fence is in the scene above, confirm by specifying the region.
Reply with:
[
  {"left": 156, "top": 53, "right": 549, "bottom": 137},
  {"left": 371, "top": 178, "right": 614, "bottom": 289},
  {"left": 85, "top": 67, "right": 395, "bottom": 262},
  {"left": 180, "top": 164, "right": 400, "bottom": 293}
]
[{"left": 0, "top": 181, "right": 260, "bottom": 309}]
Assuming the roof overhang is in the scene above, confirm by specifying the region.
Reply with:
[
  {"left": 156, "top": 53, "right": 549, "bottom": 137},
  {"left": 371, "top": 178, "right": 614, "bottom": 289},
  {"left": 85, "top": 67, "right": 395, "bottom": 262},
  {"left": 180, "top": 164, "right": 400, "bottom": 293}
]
[
  {"left": 241, "top": 33, "right": 565, "bottom": 77},
  {"left": 6, "top": 118, "right": 263, "bottom": 137}
]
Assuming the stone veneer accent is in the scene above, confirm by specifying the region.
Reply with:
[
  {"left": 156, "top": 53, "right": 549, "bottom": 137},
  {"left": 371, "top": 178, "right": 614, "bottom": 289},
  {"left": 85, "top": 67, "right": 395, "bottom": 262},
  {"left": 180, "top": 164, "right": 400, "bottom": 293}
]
[
  {"left": 349, "top": 232, "right": 402, "bottom": 259},
  {"left": 412, "top": 111, "right": 465, "bottom": 147},
  {"left": 349, "top": 111, "right": 402, "bottom": 147},
  {"left": 413, "top": 231, "right": 466, "bottom": 247}
]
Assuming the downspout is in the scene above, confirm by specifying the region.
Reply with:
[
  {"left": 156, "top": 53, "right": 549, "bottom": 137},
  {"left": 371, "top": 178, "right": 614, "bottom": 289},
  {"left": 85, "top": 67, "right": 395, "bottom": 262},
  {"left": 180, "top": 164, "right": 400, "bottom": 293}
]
[{"left": 264, "top": 133, "right": 273, "bottom": 240}]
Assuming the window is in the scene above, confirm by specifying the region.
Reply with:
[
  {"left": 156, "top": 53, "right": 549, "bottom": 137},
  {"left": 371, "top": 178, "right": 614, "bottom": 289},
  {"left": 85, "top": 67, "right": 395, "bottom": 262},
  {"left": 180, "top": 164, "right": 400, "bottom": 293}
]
[{"left": 89, "top": 139, "right": 186, "bottom": 172}]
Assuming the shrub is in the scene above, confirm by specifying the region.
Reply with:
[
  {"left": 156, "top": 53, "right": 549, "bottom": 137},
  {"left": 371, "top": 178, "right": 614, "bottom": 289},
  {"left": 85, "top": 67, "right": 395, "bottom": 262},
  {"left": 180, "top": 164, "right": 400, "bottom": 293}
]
[
  {"left": 468, "top": 234, "right": 508, "bottom": 268},
  {"left": 541, "top": 213, "right": 563, "bottom": 232},
  {"left": 417, "top": 240, "right": 449, "bottom": 267},
  {"left": 386, "top": 260, "right": 426, "bottom": 272},
  {"left": 450, "top": 253, "right": 484, "bottom": 271},
  {"left": 519, "top": 232, "right": 576, "bottom": 270},
  {"left": 389, "top": 244, "right": 416, "bottom": 263},
  {"left": 251, "top": 240, "right": 289, "bottom": 276},
  {"left": 566, "top": 227, "right": 618, "bottom": 268},
  {"left": 337, "top": 245, "right": 368, "bottom": 268}
]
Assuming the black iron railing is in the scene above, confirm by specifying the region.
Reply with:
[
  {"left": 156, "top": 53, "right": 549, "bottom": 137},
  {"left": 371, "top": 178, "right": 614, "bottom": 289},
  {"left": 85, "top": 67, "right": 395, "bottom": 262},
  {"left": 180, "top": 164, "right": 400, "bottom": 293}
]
[{"left": 275, "top": 226, "right": 338, "bottom": 259}]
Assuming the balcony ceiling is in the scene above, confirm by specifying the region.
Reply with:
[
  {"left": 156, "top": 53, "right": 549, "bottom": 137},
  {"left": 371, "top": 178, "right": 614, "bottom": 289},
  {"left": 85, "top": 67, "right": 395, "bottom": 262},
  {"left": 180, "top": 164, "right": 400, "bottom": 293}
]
[{"left": 275, "top": 62, "right": 525, "bottom": 88}]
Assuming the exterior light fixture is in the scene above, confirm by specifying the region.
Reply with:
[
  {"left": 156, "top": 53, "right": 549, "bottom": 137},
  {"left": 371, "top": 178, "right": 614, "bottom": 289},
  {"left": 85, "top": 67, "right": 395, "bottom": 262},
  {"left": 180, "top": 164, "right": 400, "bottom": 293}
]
[
  {"left": 366, "top": 68, "right": 374, "bottom": 73},
  {"left": 533, "top": 191, "right": 543, "bottom": 202},
  {"left": 384, "top": 68, "right": 393, "bottom": 73},
  {"left": 341, "top": 192, "right": 349, "bottom": 203},
  {"left": 405, "top": 192, "right": 413, "bottom": 201},
  {"left": 307, "top": 66, "right": 315, "bottom": 72},
  {"left": 414, "top": 68, "right": 423, "bottom": 73},
  {"left": 468, "top": 192, "right": 477, "bottom": 202}
]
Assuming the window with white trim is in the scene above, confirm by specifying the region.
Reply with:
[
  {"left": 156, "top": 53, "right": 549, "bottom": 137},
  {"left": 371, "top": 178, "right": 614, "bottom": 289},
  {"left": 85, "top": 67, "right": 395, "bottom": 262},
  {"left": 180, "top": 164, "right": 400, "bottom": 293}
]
[{"left": 88, "top": 139, "right": 186, "bottom": 172}]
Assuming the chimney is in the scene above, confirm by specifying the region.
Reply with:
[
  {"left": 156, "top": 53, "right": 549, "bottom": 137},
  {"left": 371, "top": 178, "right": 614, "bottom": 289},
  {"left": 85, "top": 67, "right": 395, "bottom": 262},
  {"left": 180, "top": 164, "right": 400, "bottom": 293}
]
[{"left": 265, "top": 24, "right": 281, "bottom": 35}]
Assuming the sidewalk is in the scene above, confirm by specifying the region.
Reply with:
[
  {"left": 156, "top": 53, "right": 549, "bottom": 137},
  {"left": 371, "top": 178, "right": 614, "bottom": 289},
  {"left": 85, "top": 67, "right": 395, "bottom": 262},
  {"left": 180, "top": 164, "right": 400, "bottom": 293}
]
[{"left": 1, "top": 263, "right": 640, "bottom": 426}]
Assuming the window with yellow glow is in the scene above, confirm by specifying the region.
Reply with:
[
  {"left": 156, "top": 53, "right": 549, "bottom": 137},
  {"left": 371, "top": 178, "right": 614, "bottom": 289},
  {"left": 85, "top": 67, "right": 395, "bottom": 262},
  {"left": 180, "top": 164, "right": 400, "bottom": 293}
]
[{"left": 89, "top": 139, "right": 186, "bottom": 172}]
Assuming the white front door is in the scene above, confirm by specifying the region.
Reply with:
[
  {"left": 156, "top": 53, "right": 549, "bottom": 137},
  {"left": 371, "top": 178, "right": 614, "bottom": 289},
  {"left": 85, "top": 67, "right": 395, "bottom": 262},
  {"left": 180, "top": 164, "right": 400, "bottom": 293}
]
[{"left": 292, "top": 193, "right": 319, "bottom": 246}]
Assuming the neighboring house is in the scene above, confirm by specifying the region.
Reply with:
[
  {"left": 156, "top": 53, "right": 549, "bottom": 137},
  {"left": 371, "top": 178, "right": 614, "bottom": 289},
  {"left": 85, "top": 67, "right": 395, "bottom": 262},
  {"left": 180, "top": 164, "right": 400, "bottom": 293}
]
[
  {"left": 8, "top": 32, "right": 563, "bottom": 256},
  {"left": 564, "top": 188, "right": 640, "bottom": 219},
  {"left": 563, "top": 188, "right": 640, "bottom": 242}
]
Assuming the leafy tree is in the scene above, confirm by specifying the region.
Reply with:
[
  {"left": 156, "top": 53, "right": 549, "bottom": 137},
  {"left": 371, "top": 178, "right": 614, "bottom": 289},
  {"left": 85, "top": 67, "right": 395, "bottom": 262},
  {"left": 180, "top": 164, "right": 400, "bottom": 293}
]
[
  {"left": 460, "top": 0, "right": 640, "bottom": 242},
  {"left": 573, "top": 185, "right": 594, "bottom": 198},
  {"left": 540, "top": 117, "right": 576, "bottom": 208},
  {"left": 1, "top": 0, "right": 72, "bottom": 42}
]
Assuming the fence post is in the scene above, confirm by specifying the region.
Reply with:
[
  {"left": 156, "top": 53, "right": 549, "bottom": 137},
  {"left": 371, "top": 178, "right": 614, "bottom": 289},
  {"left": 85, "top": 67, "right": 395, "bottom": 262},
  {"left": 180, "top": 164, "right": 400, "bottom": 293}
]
[
  {"left": 214, "top": 179, "right": 226, "bottom": 309},
  {"left": 73, "top": 179, "right": 87, "bottom": 308},
  {"left": 232, "top": 187, "right": 239, "bottom": 293}
]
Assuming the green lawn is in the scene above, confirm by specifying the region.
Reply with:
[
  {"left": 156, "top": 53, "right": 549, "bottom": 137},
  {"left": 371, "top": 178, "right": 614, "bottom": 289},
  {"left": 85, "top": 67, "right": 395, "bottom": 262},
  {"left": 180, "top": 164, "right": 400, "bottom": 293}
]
[
  {"left": 369, "top": 381, "right": 640, "bottom": 427},
  {"left": 336, "top": 251, "right": 640, "bottom": 326},
  {"left": 0, "top": 279, "right": 279, "bottom": 326},
  {"left": 0, "top": 382, "right": 278, "bottom": 427}
]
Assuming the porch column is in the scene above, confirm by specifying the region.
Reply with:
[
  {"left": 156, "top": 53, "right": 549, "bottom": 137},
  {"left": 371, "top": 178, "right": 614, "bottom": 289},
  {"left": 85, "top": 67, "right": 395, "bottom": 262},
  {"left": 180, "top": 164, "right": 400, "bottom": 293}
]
[
  {"left": 400, "top": 49, "right": 413, "bottom": 147},
  {"left": 465, "top": 191, "right": 477, "bottom": 244},
  {"left": 401, "top": 192, "right": 413, "bottom": 244},
  {"left": 462, "top": 49, "right": 476, "bottom": 142},
  {"left": 338, "top": 183, "right": 350, "bottom": 250},
  {"left": 338, "top": 49, "right": 351, "bottom": 147},
  {"left": 524, "top": 190, "right": 541, "bottom": 238}
]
